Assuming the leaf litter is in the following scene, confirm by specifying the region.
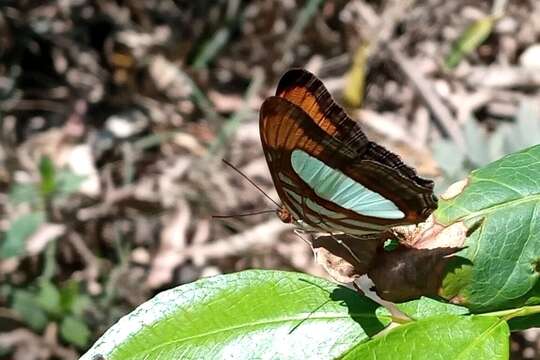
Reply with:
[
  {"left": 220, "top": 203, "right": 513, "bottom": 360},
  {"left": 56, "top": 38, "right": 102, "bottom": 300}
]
[{"left": 1, "top": 0, "right": 540, "bottom": 358}]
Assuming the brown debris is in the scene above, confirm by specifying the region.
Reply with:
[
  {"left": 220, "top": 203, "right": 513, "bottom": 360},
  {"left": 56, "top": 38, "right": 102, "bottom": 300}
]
[
  {"left": 309, "top": 215, "right": 468, "bottom": 302},
  {"left": 368, "top": 245, "right": 461, "bottom": 302},
  {"left": 1, "top": 1, "right": 539, "bottom": 357}
]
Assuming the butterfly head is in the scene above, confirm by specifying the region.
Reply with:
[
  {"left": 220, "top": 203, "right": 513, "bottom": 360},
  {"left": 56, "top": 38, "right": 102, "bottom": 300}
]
[{"left": 277, "top": 207, "right": 293, "bottom": 224}]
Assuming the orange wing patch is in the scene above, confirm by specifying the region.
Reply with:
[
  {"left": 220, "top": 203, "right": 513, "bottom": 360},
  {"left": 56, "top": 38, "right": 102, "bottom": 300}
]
[
  {"left": 260, "top": 97, "right": 325, "bottom": 156},
  {"left": 277, "top": 85, "right": 338, "bottom": 136}
]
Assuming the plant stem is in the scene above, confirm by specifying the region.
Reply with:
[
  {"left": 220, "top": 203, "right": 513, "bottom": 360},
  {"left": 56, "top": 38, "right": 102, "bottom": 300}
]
[
  {"left": 192, "top": 0, "right": 241, "bottom": 69},
  {"left": 40, "top": 239, "right": 57, "bottom": 281},
  {"left": 477, "top": 305, "right": 540, "bottom": 321},
  {"left": 40, "top": 185, "right": 57, "bottom": 281}
]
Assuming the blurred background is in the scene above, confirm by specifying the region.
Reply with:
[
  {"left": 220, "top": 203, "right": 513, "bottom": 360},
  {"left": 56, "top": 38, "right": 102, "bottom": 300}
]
[{"left": 1, "top": 0, "right": 540, "bottom": 359}]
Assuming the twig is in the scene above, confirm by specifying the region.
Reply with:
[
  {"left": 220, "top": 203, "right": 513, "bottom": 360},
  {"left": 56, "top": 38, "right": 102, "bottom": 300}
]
[
  {"left": 67, "top": 232, "right": 100, "bottom": 292},
  {"left": 387, "top": 43, "right": 466, "bottom": 148},
  {"left": 465, "top": 66, "right": 540, "bottom": 89},
  {"left": 187, "top": 219, "right": 292, "bottom": 264}
]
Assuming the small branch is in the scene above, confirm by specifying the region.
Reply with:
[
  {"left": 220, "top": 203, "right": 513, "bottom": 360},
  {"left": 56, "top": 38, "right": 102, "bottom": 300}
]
[
  {"left": 387, "top": 43, "right": 466, "bottom": 149},
  {"left": 186, "top": 219, "right": 292, "bottom": 263}
]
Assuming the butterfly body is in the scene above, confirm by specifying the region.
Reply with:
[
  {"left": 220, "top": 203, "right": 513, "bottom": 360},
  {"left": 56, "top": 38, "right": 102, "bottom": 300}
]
[{"left": 260, "top": 69, "right": 437, "bottom": 236}]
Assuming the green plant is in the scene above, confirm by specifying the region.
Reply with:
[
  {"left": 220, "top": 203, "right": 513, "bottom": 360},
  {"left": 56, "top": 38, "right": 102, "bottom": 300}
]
[
  {"left": 11, "top": 279, "right": 92, "bottom": 348},
  {"left": 433, "top": 99, "right": 540, "bottom": 192},
  {"left": 1, "top": 156, "right": 85, "bottom": 258},
  {"left": 2, "top": 156, "right": 90, "bottom": 348},
  {"left": 82, "top": 144, "right": 540, "bottom": 359},
  {"left": 444, "top": 0, "right": 506, "bottom": 69}
]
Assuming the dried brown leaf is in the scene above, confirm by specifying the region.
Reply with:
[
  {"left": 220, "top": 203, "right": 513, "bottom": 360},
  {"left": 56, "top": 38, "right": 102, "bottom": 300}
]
[{"left": 311, "top": 234, "right": 383, "bottom": 283}]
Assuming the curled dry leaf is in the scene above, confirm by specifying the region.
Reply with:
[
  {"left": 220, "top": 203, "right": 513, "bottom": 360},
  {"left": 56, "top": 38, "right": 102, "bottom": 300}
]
[
  {"left": 311, "top": 234, "right": 383, "bottom": 283},
  {"left": 309, "top": 213, "right": 469, "bottom": 302},
  {"left": 410, "top": 217, "right": 469, "bottom": 250},
  {"left": 67, "top": 144, "right": 100, "bottom": 197},
  {"left": 149, "top": 55, "right": 192, "bottom": 100},
  {"left": 368, "top": 245, "right": 461, "bottom": 302},
  {"left": 105, "top": 111, "right": 149, "bottom": 139}
]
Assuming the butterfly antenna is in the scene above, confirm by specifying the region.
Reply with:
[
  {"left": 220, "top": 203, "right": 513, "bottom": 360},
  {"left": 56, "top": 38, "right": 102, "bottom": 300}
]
[
  {"left": 222, "top": 159, "right": 281, "bottom": 208},
  {"left": 212, "top": 209, "right": 277, "bottom": 219}
]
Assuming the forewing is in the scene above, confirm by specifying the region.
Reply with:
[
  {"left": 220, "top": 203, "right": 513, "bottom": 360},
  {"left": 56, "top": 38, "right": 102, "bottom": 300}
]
[{"left": 276, "top": 69, "right": 368, "bottom": 153}]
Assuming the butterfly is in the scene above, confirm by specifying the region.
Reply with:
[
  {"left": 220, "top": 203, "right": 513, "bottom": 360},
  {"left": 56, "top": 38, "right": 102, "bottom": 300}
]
[{"left": 259, "top": 69, "right": 437, "bottom": 236}]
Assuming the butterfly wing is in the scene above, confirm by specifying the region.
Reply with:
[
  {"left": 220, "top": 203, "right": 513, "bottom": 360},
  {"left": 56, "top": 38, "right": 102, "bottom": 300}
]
[
  {"left": 276, "top": 69, "right": 433, "bottom": 187},
  {"left": 275, "top": 68, "right": 368, "bottom": 151},
  {"left": 261, "top": 97, "right": 387, "bottom": 234},
  {"left": 260, "top": 70, "right": 437, "bottom": 235}
]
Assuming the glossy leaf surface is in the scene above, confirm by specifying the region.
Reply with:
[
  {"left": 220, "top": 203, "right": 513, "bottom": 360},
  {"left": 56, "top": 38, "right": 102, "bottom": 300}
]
[{"left": 437, "top": 145, "right": 540, "bottom": 312}]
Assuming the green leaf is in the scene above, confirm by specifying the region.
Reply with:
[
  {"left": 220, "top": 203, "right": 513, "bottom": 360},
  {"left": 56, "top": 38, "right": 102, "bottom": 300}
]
[
  {"left": 445, "top": 16, "right": 495, "bottom": 69},
  {"left": 383, "top": 238, "right": 399, "bottom": 251},
  {"left": 393, "top": 297, "right": 469, "bottom": 319},
  {"left": 39, "top": 156, "right": 56, "bottom": 197},
  {"left": 0, "top": 212, "right": 45, "bottom": 258},
  {"left": 11, "top": 290, "right": 48, "bottom": 331},
  {"left": 36, "top": 280, "right": 62, "bottom": 317},
  {"left": 340, "top": 315, "right": 509, "bottom": 360},
  {"left": 343, "top": 44, "right": 368, "bottom": 108},
  {"left": 437, "top": 145, "right": 540, "bottom": 312},
  {"left": 82, "top": 270, "right": 391, "bottom": 360},
  {"left": 8, "top": 182, "right": 40, "bottom": 205},
  {"left": 59, "top": 280, "right": 90, "bottom": 316},
  {"left": 60, "top": 315, "right": 91, "bottom": 348},
  {"left": 55, "top": 170, "right": 85, "bottom": 197}
]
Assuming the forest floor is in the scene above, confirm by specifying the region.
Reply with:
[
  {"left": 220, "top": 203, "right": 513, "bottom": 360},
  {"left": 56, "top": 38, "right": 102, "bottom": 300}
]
[{"left": 1, "top": 1, "right": 540, "bottom": 358}]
